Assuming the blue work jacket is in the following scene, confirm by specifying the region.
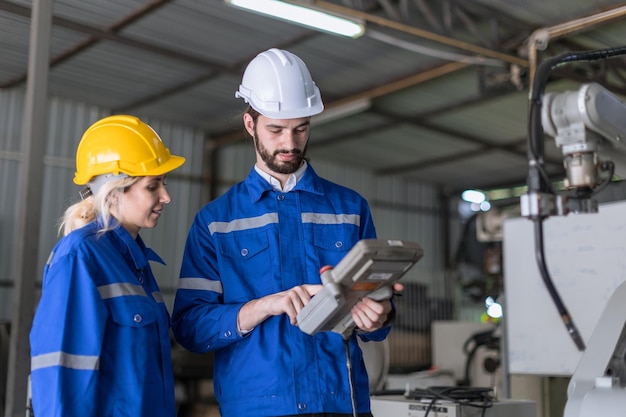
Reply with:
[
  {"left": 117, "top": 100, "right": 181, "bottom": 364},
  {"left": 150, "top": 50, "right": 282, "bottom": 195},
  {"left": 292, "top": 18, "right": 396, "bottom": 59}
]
[
  {"left": 172, "top": 164, "right": 392, "bottom": 417},
  {"left": 30, "top": 221, "right": 176, "bottom": 417}
]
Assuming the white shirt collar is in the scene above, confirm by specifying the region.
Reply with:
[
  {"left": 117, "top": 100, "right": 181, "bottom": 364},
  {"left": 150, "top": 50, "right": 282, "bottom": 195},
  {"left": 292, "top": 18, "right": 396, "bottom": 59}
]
[{"left": 255, "top": 161, "right": 308, "bottom": 192}]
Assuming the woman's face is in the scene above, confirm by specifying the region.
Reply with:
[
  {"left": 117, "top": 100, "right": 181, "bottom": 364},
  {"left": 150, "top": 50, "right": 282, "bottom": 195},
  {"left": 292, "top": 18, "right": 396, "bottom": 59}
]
[{"left": 113, "top": 175, "right": 171, "bottom": 238}]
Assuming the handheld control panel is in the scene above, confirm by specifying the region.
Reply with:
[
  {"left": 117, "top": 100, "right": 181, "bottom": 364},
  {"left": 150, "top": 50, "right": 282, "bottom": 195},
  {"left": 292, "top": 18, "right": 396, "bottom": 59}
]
[{"left": 297, "top": 239, "right": 424, "bottom": 338}]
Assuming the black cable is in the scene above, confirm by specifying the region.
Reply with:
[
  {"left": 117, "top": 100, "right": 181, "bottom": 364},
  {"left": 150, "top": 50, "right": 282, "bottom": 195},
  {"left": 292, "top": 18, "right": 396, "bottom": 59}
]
[
  {"left": 406, "top": 386, "right": 494, "bottom": 417},
  {"left": 588, "top": 161, "right": 615, "bottom": 197},
  {"left": 343, "top": 336, "right": 358, "bottom": 417},
  {"left": 533, "top": 219, "right": 586, "bottom": 350},
  {"left": 460, "top": 342, "right": 480, "bottom": 386}
]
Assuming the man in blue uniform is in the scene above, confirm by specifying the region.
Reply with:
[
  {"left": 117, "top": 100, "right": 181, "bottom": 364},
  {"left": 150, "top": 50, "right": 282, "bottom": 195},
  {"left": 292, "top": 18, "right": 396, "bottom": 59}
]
[{"left": 172, "top": 48, "right": 397, "bottom": 417}]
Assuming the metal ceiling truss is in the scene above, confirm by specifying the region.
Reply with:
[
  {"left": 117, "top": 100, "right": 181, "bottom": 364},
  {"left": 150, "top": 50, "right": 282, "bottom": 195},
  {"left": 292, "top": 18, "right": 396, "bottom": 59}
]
[
  {"left": 340, "top": 0, "right": 533, "bottom": 51},
  {"left": 2, "top": 0, "right": 625, "bottom": 187}
]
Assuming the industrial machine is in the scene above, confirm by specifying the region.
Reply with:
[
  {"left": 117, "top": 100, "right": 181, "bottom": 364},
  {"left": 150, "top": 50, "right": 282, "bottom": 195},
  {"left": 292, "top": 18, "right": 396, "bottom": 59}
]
[
  {"left": 370, "top": 391, "right": 535, "bottom": 417},
  {"left": 520, "top": 46, "right": 626, "bottom": 417}
]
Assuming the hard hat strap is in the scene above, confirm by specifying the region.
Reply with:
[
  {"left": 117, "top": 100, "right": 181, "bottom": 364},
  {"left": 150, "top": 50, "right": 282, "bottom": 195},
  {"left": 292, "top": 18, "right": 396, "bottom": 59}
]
[{"left": 83, "top": 173, "right": 129, "bottom": 199}]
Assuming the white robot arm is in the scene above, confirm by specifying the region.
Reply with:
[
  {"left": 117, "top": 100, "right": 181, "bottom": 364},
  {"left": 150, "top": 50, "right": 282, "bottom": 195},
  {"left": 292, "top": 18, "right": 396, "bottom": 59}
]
[
  {"left": 541, "top": 82, "right": 626, "bottom": 187},
  {"left": 540, "top": 83, "right": 626, "bottom": 417},
  {"left": 563, "top": 281, "right": 626, "bottom": 417}
]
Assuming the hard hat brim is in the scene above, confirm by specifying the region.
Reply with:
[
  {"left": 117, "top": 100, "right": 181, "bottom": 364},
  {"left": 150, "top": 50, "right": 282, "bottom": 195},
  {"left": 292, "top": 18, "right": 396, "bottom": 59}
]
[{"left": 73, "top": 154, "right": 186, "bottom": 185}]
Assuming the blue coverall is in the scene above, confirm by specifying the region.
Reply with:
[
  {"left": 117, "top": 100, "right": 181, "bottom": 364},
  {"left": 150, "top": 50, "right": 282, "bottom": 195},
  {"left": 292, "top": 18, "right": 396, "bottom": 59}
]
[
  {"left": 30, "top": 221, "right": 176, "bottom": 417},
  {"left": 172, "top": 164, "right": 392, "bottom": 417}
]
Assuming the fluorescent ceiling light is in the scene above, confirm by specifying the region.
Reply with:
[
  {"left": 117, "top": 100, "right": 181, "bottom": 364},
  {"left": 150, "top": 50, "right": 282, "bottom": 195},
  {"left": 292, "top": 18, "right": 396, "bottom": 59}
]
[
  {"left": 461, "top": 189, "right": 486, "bottom": 204},
  {"left": 226, "top": 0, "right": 365, "bottom": 38}
]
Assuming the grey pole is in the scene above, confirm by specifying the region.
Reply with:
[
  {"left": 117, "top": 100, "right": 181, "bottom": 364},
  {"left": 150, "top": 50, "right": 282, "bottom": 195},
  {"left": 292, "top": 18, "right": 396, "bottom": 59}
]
[{"left": 4, "top": 0, "right": 53, "bottom": 416}]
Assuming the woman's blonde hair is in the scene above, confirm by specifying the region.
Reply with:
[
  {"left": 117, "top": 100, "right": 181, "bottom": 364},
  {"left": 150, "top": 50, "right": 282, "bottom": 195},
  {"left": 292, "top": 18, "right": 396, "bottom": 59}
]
[{"left": 59, "top": 176, "right": 141, "bottom": 236}]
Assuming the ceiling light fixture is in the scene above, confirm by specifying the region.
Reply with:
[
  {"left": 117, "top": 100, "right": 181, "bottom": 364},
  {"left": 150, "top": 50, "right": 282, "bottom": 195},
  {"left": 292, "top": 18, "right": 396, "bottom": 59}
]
[
  {"left": 225, "top": 0, "right": 365, "bottom": 38},
  {"left": 461, "top": 189, "right": 486, "bottom": 204}
]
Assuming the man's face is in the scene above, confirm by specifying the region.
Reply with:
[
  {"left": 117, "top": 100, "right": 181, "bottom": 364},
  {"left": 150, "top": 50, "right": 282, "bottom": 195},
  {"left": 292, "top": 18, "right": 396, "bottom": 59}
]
[{"left": 244, "top": 113, "right": 310, "bottom": 175}]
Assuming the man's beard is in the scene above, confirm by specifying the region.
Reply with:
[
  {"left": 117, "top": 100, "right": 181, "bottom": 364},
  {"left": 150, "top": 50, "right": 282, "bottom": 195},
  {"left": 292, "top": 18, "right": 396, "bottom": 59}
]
[{"left": 253, "top": 134, "right": 308, "bottom": 175}]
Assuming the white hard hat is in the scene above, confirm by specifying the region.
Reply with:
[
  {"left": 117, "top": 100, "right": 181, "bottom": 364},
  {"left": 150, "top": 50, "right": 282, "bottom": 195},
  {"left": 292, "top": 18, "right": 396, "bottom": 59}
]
[{"left": 235, "top": 48, "right": 324, "bottom": 119}]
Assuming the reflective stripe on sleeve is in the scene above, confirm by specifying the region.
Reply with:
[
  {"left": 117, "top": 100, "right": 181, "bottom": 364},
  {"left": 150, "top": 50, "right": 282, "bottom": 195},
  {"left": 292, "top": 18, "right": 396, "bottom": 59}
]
[
  {"left": 46, "top": 250, "right": 55, "bottom": 266},
  {"left": 152, "top": 291, "right": 165, "bottom": 303},
  {"left": 98, "top": 283, "right": 147, "bottom": 299},
  {"left": 208, "top": 213, "right": 279, "bottom": 235},
  {"left": 301, "top": 212, "right": 360, "bottom": 226},
  {"left": 178, "top": 278, "right": 223, "bottom": 294},
  {"left": 31, "top": 351, "right": 99, "bottom": 371}
]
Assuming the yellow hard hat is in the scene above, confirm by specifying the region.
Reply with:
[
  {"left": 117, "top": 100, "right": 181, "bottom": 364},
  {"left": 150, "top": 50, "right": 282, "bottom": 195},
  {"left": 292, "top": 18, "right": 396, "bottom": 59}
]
[{"left": 73, "top": 115, "right": 185, "bottom": 185}]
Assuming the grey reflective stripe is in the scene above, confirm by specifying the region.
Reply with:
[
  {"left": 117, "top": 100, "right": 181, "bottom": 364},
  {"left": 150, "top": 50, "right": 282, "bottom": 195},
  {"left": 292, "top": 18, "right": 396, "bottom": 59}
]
[
  {"left": 178, "top": 278, "right": 223, "bottom": 294},
  {"left": 31, "top": 351, "right": 99, "bottom": 371},
  {"left": 98, "top": 283, "right": 147, "bottom": 299},
  {"left": 152, "top": 292, "right": 164, "bottom": 303},
  {"left": 208, "top": 213, "right": 279, "bottom": 235},
  {"left": 301, "top": 213, "right": 360, "bottom": 226},
  {"left": 46, "top": 251, "right": 55, "bottom": 266}
]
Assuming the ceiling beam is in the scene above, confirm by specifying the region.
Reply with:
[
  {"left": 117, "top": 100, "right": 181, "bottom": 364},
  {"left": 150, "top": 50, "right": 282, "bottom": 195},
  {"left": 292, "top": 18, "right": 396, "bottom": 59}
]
[
  {"left": 526, "top": 4, "right": 626, "bottom": 86},
  {"left": 0, "top": 0, "right": 229, "bottom": 89}
]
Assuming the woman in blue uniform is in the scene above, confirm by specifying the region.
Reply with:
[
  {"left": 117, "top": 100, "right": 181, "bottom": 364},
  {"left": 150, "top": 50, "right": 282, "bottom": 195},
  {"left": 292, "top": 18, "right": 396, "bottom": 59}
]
[{"left": 29, "top": 115, "right": 185, "bottom": 417}]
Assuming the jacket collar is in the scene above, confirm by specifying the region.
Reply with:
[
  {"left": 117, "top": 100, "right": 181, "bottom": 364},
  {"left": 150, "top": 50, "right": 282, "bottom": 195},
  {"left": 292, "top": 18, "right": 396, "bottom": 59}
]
[
  {"left": 96, "top": 218, "right": 166, "bottom": 268},
  {"left": 246, "top": 163, "right": 324, "bottom": 202}
]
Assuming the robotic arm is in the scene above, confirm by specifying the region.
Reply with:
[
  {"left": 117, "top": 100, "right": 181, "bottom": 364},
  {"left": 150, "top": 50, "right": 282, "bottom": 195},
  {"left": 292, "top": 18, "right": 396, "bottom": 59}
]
[
  {"left": 519, "top": 46, "right": 626, "bottom": 417},
  {"left": 544, "top": 83, "right": 626, "bottom": 417},
  {"left": 520, "top": 78, "right": 626, "bottom": 356},
  {"left": 522, "top": 81, "right": 626, "bottom": 219},
  {"left": 542, "top": 82, "right": 626, "bottom": 189},
  {"left": 563, "top": 282, "right": 626, "bottom": 417}
]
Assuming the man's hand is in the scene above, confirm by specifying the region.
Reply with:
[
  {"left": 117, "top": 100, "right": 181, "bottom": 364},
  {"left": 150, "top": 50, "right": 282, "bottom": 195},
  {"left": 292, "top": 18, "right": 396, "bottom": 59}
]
[
  {"left": 351, "top": 282, "right": 404, "bottom": 332},
  {"left": 238, "top": 284, "right": 322, "bottom": 330}
]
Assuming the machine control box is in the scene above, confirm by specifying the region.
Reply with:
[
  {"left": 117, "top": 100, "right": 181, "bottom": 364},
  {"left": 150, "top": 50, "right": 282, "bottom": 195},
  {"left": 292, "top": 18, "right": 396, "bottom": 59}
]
[
  {"left": 297, "top": 239, "right": 423, "bottom": 338},
  {"left": 370, "top": 395, "right": 536, "bottom": 417}
]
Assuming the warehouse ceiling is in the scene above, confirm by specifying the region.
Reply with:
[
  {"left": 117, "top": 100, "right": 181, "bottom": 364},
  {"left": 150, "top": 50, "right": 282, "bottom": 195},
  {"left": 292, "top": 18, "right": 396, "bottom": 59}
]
[{"left": 1, "top": 0, "right": 626, "bottom": 195}]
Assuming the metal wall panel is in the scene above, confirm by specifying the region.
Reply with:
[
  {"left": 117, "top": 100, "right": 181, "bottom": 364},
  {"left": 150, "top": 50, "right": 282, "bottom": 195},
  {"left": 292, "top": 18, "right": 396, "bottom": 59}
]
[{"left": 0, "top": 88, "right": 26, "bottom": 322}]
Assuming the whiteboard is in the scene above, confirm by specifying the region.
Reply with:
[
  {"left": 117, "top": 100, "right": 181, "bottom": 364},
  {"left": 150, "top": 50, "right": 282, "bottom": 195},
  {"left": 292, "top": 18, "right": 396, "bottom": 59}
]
[{"left": 503, "top": 200, "right": 626, "bottom": 375}]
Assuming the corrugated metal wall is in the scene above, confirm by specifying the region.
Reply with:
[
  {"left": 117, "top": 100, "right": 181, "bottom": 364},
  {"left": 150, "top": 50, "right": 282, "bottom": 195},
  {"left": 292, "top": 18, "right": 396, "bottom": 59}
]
[
  {"left": 1, "top": 88, "right": 451, "bottom": 370},
  {"left": 0, "top": 88, "right": 24, "bottom": 321}
]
